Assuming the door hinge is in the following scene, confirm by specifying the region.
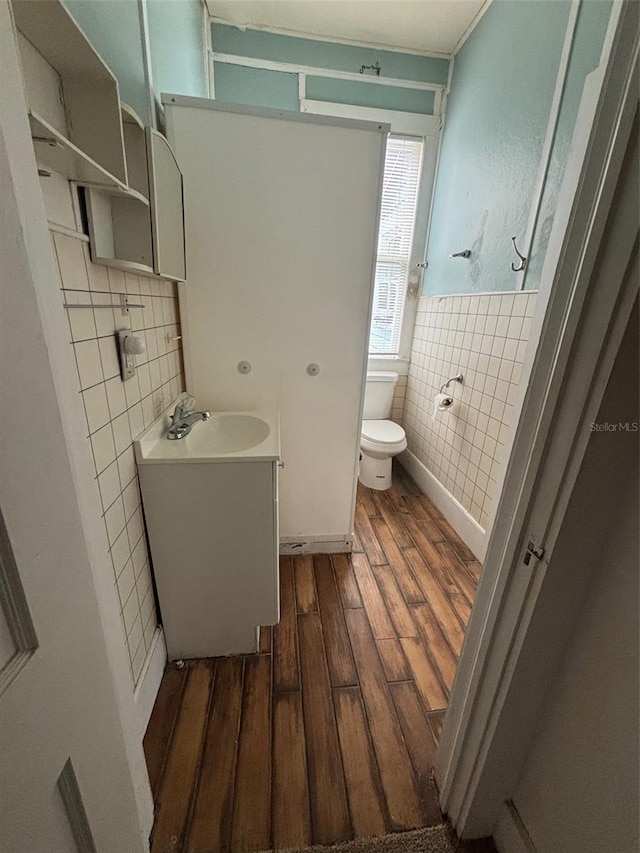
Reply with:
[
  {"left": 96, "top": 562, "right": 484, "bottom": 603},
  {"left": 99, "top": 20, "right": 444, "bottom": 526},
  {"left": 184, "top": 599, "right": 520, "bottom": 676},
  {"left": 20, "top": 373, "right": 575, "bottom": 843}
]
[{"left": 523, "top": 539, "right": 545, "bottom": 566}]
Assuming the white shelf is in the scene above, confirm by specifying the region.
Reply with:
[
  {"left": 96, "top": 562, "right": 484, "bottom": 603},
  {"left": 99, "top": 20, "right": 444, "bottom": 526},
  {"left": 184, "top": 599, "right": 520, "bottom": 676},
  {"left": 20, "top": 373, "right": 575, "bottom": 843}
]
[
  {"left": 82, "top": 182, "right": 150, "bottom": 207},
  {"left": 29, "top": 112, "right": 146, "bottom": 199},
  {"left": 12, "top": 0, "right": 185, "bottom": 281},
  {"left": 14, "top": 0, "right": 127, "bottom": 185},
  {"left": 85, "top": 255, "right": 156, "bottom": 278}
]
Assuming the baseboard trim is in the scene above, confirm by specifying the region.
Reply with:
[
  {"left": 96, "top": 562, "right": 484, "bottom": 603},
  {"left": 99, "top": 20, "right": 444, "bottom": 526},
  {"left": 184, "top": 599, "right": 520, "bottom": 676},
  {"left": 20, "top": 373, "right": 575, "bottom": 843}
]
[
  {"left": 280, "top": 536, "right": 352, "bottom": 555},
  {"left": 493, "top": 801, "right": 536, "bottom": 853},
  {"left": 399, "top": 450, "right": 486, "bottom": 561},
  {"left": 133, "top": 626, "right": 167, "bottom": 739}
]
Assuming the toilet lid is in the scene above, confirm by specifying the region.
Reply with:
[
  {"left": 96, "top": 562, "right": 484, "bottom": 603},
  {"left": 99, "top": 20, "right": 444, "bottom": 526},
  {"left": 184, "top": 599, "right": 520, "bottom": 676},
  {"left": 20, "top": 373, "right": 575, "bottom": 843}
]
[{"left": 361, "top": 419, "right": 405, "bottom": 444}]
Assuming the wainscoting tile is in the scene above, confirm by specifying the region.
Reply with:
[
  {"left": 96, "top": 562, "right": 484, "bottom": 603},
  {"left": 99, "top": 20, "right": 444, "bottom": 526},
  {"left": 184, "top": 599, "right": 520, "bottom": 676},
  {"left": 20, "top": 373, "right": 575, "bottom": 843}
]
[
  {"left": 51, "top": 222, "right": 186, "bottom": 687},
  {"left": 400, "top": 291, "right": 537, "bottom": 530}
]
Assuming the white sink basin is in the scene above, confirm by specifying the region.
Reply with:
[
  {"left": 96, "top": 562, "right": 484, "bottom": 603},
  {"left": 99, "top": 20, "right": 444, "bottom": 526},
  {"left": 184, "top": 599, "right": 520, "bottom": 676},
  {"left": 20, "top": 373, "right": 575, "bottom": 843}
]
[
  {"left": 134, "top": 408, "right": 280, "bottom": 464},
  {"left": 188, "top": 414, "right": 270, "bottom": 454}
]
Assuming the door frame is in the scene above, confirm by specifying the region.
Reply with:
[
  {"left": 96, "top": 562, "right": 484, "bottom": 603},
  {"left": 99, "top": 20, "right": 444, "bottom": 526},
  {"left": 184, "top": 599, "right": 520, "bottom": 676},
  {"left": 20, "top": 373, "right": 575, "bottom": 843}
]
[
  {"left": 436, "top": 0, "right": 639, "bottom": 836},
  {"left": 1, "top": 1, "right": 154, "bottom": 844}
]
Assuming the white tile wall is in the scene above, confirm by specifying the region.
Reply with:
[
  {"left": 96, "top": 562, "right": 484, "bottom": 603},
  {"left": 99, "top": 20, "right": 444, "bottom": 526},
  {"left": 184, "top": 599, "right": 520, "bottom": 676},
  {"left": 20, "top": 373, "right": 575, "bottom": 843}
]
[
  {"left": 401, "top": 291, "right": 537, "bottom": 530},
  {"left": 390, "top": 374, "right": 407, "bottom": 424},
  {"left": 51, "top": 230, "right": 185, "bottom": 686}
]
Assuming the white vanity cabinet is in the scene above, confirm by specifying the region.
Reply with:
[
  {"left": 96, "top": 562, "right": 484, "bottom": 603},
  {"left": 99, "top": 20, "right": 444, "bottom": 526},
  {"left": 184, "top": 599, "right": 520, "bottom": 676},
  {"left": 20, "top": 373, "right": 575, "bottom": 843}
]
[{"left": 137, "top": 444, "right": 280, "bottom": 660}]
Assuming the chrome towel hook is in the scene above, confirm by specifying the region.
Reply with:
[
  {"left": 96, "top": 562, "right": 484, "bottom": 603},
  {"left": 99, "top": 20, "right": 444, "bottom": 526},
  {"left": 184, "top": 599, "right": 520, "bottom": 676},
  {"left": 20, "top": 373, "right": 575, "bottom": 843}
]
[
  {"left": 440, "top": 373, "right": 464, "bottom": 393},
  {"left": 511, "top": 236, "right": 527, "bottom": 272}
]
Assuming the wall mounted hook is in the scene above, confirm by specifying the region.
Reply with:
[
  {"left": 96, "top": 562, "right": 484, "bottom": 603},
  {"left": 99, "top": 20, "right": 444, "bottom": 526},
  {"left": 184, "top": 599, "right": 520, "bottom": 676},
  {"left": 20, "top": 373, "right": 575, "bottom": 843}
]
[
  {"left": 440, "top": 373, "right": 464, "bottom": 393},
  {"left": 359, "top": 62, "right": 381, "bottom": 76},
  {"left": 510, "top": 236, "right": 527, "bottom": 272}
]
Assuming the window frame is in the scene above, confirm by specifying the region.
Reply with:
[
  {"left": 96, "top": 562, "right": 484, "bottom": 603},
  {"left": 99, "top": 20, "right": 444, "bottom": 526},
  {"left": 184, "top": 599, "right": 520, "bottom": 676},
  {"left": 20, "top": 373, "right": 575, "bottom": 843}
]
[
  {"left": 368, "top": 132, "right": 424, "bottom": 359},
  {"left": 300, "top": 99, "right": 441, "bottom": 372}
]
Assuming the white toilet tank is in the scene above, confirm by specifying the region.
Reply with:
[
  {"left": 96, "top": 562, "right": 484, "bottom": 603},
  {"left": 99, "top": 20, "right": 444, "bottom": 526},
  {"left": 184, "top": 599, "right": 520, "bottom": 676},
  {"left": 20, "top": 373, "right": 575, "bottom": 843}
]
[{"left": 363, "top": 371, "right": 398, "bottom": 419}]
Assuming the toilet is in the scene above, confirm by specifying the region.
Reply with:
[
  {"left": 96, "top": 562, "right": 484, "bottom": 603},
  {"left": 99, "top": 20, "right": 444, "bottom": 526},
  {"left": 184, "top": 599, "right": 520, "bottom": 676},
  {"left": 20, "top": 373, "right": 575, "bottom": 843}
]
[{"left": 359, "top": 371, "right": 407, "bottom": 490}]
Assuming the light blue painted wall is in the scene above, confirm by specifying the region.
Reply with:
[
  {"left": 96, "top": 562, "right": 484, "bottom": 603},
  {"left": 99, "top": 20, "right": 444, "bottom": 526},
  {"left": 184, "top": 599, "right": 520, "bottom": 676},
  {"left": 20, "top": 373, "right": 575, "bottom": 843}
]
[
  {"left": 305, "top": 77, "right": 435, "bottom": 114},
  {"left": 423, "top": 0, "right": 613, "bottom": 296},
  {"left": 212, "top": 24, "right": 449, "bottom": 84},
  {"left": 147, "top": 0, "right": 208, "bottom": 104},
  {"left": 64, "top": 0, "right": 207, "bottom": 125},
  {"left": 64, "top": 0, "right": 150, "bottom": 123},
  {"left": 423, "top": 0, "right": 571, "bottom": 295},
  {"left": 525, "top": 0, "right": 613, "bottom": 291},
  {"left": 211, "top": 23, "right": 447, "bottom": 114},
  {"left": 213, "top": 63, "right": 299, "bottom": 111}
]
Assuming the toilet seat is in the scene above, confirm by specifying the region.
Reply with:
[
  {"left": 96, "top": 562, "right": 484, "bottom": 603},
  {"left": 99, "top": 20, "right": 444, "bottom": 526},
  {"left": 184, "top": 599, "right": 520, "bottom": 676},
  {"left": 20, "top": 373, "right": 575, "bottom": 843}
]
[
  {"left": 359, "top": 419, "right": 407, "bottom": 489},
  {"left": 361, "top": 419, "right": 405, "bottom": 445},
  {"left": 360, "top": 419, "right": 407, "bottom": 457}
]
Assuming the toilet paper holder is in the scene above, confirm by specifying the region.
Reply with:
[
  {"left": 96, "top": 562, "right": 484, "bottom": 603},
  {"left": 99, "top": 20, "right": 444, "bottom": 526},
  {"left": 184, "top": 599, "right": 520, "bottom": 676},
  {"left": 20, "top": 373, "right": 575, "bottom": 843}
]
[{"left": 440, "top": 373, "right": 464, "bottom": 393}]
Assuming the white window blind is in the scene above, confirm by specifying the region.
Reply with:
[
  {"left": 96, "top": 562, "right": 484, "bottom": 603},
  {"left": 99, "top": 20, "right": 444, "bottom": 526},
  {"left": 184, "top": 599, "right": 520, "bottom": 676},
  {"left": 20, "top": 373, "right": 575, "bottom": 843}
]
[{"left": 369, "top": 135, "right": 423, "bottom": 356}]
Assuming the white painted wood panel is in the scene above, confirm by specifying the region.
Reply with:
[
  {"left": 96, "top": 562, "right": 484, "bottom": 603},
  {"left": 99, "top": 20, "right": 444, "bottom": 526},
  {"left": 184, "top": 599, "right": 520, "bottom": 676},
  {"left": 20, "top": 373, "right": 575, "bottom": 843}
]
[
  {"left": 13, "top": 0, "right": 128, "bottom": 184},
  {"left": 165, "top": 100, "right": 386, "bottom": 543},
  {"left": 16, "top": 31, "right": 66, "bottom": 135},
  {"left": 1, "top": 6, "right": 148, "bottom": 845}
]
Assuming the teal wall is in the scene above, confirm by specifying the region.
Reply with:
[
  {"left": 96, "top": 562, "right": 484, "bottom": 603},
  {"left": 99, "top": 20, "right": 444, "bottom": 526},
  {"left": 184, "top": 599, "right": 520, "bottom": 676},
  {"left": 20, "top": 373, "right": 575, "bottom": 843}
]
[
  {"left": 423, "top": 0, "right": 612, "bottom": 296},
  {"left": 63, "top": 2, "right": 612, "bottom": 297},
  {"left": 525, "top": 0, "right": 613, "bottom": 291},
  {"left": 147, "top": 0, "right": 208, "bottom": 105},
  {"left": 213, "top": 64, "right": 299, "bottom": 111},
  {"left": 64, "top": 0, "right": 207, "bottom": 126},
  {"left": 305, "top": 77, "right": 436, "bottom": 114},
  {"left": 64, "top": 0, "right": 150, "bottom": 123},
  {"left": 211, "top": 23, "right": 448, "bottom": 115},
  {"left": 212, "top": 24, "right": 448, "bottom": 84},
  {"left": 423, "top": 0, "right": 570, "bottom": 295}
]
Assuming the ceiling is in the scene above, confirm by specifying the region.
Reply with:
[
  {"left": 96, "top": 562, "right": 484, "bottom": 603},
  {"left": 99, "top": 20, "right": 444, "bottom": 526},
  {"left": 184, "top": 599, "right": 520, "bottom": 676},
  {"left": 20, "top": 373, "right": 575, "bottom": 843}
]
[{"left": 205, "top": 1, "right": 489, "bottom": 57}]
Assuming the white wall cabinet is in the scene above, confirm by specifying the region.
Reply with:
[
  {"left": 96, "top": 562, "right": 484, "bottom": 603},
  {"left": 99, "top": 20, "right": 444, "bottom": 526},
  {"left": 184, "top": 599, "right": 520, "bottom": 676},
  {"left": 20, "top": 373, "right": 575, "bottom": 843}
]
[
  {"left": 85, "top": 113, "right": 186, "bottom": 280},
  {"left": 84, "top": 105, "right": 153, "bottom": 272},
  {"left": 12, "top": 0, "right": 129, "bottom": 192},
  {"left": 11, "top": 0, "right": 186, "bottom": 282}
]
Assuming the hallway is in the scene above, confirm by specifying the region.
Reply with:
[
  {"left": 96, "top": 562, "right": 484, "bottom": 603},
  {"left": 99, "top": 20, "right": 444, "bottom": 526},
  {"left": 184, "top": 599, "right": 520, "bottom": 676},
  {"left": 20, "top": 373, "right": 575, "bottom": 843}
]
[{"left": 144, "top": 467, "right": 480, "bottom": 852}]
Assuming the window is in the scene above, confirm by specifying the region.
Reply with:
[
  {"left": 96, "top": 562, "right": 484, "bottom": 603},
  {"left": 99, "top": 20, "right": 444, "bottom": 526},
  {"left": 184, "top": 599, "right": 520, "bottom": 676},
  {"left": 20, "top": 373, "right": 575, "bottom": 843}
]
[{"left": 368, "top": 135, "right": 423, "bottom": 356}]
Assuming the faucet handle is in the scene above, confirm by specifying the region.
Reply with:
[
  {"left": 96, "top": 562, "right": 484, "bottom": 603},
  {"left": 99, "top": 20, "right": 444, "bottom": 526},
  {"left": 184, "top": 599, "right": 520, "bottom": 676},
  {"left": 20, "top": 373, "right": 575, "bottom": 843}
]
[
  {"left": 180, "top": 394, "right": 195, "bottom": 413},
  {"left": 172, "top": 395, "right": 195, "bottom": 420},
  {"left": 171, "top": 396, "right": 193, "bottom": 425}
]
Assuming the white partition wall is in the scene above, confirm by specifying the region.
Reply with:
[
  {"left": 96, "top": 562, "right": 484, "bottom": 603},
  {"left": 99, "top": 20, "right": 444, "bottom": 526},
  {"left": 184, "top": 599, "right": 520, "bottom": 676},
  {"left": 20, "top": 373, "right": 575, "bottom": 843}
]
[{"left": 164, "top": 97, "right": 386, "bottom": 548}]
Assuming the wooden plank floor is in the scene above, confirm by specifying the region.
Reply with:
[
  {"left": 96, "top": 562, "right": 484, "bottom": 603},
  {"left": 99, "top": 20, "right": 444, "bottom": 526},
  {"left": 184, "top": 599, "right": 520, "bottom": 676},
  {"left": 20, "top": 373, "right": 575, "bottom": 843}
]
[{"left": 145, "top": 466, "right": 480, "bottom": 853}]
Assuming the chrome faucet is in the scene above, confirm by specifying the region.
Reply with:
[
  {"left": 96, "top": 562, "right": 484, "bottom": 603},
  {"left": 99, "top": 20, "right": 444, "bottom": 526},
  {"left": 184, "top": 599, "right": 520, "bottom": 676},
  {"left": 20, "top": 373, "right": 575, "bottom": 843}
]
[{"left": 167, "top": 400, "right": 211, "bottom": 440}]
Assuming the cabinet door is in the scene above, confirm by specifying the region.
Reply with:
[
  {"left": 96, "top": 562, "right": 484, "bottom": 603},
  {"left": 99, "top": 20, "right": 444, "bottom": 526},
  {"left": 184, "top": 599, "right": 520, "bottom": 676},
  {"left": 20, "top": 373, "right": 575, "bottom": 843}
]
[{"left": 146, "top": 128, "right": 186, "bottom": 281}]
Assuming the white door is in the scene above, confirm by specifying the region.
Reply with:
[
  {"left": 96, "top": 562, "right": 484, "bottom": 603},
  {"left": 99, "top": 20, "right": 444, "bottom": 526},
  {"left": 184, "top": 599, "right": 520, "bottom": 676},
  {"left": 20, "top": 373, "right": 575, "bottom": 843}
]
[
  {"left": 436, "top": 2, "right": 639, "bottom": 836},
  {"left": 0, "top": 3, "right": 145, "bottom": 848}
]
